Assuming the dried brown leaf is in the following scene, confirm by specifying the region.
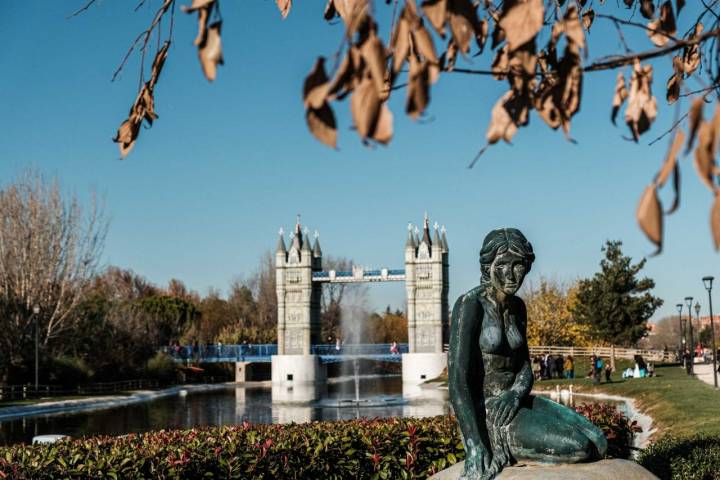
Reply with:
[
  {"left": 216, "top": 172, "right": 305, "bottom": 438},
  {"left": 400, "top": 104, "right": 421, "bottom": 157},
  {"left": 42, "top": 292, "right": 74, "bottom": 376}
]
[
  {"left": 582, "top": 8, "right": 595, "bottom": 31},
  {"left": 327, "top": 52, "right": 355, "bottom": 100},
  {"left": 441, "top": 39, "right": 458, "bottom": 71},
  {"left": 676, "top": 0, "right": 685, "bottom": 15},
  {"left": 686, "top": 96, "right": 704, "bottom": 154},
  {"left": 625, "top": 61, "right": 657, "bottom": 141},
  {"left": 149, "top": 42, "right": 170, "bottom": 90},
  {"left": 406, "top": 56, "right": 430, "bottom": 119},
  {"left": 476, "top": 18, "right": 489, "bottom": 53},
  {"left": 683, "top": 23, "right": 703, "bottom": 75},
  {"left": 611, "top": 72, "right": 628, "bottom": 125},
  {"left": 361, "top": 30, "right": 388, "bottom": 95},
  {"left": 412, "top": 22, "right": 439, "bottom": 65},
  {"left": 486, "top": 91, "right": 518, "bottom": 144},
  {"left": 198, "top": 21, "right": 223, "bottom": 81},
  {"left": 303, "top": 57, "right": 330, "bottom": 109},
  {"left": 447, "top": 0, "right": 478, "bottom": 54},
  {"left": 113, "top": 118, "right": 140, "bottom": 158},
  {"left": 640, "top": 0, "right": 655, "bottom": 19},
  {"left": 636, "top": 184, "right": 663, "bottom": 252},
  {"left": 647, "top": 1, "right": 676, "bottom": 47},
  {"left": 712, "top": 193, "right": 720, "bottom": 250},
  {"left": 306, "top": 103, "right": 337, "bottom": 148},
  {"left": 694, "top": 120, "right": 718, "bottom": 192},
  {"left": 392, "top": 16, "right": 411, "bottom": 74},
  {"left": 181, "top": 0, "right": 215, "bottom": 13},
  {"left": 421, "top": 0, "right": 447, "bottom": 36},
  {"left": 351, "top": 76, "right": 382, "bottom": 140},
  {"left": 371, "top": 102, "right": 393, "bottom": 144},
  {"left": 564, "top": 6, "right": 585, "bottom": 49},
  {"left": 491, "top": 45, "right": 509, "bottom": 80},
  {"left": 498, "top": 0, "right": 544, "bottom": 51},
  {"left": 276, "top": 0, "right": 291, "bottom": 18},
  {"left": 657, "top": 129, "right": 685, "bottom": 187}
]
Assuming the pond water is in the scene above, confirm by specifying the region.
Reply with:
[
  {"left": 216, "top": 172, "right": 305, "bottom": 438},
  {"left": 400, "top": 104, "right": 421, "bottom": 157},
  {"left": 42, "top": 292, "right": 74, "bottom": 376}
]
[
  {"left": 0, "top": 375, "right": 449, "bottom": 446},
  {"left": 0, "top": 377, "right": 641, "bottom": 448}
]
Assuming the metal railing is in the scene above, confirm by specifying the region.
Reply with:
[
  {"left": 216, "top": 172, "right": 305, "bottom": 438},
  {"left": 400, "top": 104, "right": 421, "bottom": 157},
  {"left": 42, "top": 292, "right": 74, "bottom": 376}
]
[
  {"left": 161, "top": 344, "right": 278, "bottom": 362},
  {"left": 0, "top": 379, "right": 160, "bottom": 402},
  {"left": 311, "top": 343, "right": 408, "bottom": 356},
  {"left": 528, "top": 346, "right": 668, "bottom": 362},
  {"left": 161, "top": 343, "right": 410, "bottom": 363}
]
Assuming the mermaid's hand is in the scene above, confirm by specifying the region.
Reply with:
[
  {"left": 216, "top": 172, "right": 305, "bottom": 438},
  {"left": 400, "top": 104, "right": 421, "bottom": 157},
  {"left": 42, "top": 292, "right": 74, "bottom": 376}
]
[{"left": 487, "top": 390, "right": 520, "bottom": 427}]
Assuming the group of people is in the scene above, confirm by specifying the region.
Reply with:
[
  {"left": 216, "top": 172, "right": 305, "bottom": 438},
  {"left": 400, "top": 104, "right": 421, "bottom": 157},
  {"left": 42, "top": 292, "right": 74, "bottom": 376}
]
[
  {"left": 531, "top": 353, "right": 618, "bottom": 384},
  {"left": 531, "top": 353, "right": 576, "bottom": 380}
]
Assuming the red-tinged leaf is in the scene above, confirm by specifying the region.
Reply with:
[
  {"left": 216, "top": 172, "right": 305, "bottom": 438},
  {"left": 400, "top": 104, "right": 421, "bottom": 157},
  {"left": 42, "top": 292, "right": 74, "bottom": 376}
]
[
  {"left": 636, "top": 184, "right": 663, "bottom": 253},
  {"left": 276, "top": 0, "right": 291, "bottom": 18}
]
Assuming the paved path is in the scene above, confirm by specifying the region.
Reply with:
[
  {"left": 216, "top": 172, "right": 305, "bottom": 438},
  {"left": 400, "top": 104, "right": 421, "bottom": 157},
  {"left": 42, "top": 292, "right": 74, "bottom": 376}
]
[{"left": 694, "top": 362, "right": 719, "bottom": 387}]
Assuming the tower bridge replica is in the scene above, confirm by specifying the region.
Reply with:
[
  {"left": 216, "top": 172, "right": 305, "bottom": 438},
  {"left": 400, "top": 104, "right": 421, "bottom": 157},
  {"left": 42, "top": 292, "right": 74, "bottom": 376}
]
[{"left": 272, "top": 214, "right": 449, "bottom": 386}]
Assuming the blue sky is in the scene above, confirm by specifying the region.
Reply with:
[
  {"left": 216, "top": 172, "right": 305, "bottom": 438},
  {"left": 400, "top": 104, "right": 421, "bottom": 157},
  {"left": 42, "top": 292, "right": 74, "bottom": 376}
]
[{"left": 1, "top": 1, "right": 716, "bottom": 321}]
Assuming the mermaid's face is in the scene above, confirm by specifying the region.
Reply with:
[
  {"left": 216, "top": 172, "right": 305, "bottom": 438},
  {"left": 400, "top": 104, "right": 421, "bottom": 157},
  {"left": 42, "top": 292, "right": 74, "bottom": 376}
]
[{"left": 490, "top": 252, "right": 527, "bottom": 296}]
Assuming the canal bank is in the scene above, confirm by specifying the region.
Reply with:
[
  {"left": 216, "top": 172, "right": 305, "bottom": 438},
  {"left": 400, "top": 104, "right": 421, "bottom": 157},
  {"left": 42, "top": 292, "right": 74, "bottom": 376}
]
[{"left": 0, "top": 381, "right": 264, "bottom": 422}]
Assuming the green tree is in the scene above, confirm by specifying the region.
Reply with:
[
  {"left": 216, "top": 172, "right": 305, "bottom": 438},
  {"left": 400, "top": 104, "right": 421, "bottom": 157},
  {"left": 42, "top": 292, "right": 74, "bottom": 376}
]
[
  {"left": 571, "top": 241, "right": 663, "bottom": 347},
  {"left": 524, "top": 278, "right": 592, "bottom": 347}
]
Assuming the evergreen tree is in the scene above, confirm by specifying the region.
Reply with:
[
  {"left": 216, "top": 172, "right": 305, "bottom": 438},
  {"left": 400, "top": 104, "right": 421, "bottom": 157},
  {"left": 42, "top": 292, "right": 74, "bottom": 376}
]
[{"left": 571, "top": 241, "right": 663, "bottom": 347}]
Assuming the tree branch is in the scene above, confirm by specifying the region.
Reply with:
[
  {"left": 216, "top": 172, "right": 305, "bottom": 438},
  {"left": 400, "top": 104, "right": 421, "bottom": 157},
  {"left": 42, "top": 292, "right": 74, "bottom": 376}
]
[
  {"left": 584, "top": 28, "right": 720, "bottom": 72},
  {"left": 67, "top": 0, "right": 97, "bottom": 19},
  {"left": 596, "top": 13, "right": 680, "bottom": 44}
]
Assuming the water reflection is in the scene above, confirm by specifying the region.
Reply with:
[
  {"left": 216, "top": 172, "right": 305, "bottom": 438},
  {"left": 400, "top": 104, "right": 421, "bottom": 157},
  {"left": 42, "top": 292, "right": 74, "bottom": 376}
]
[{"left": 0, "top": 376, "right": 449, "bottom": 446}]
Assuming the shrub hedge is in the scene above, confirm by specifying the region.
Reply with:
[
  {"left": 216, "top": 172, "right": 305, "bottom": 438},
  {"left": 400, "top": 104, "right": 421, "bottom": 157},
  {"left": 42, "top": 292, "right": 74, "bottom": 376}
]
[
  {"left": 574, "top": 402, "right": 641, "bottom": 459},
  {"left": 637, "top": 435, "right": 720, "bottom": 480},
  {"left": 0, "top": 403, "right": 637, "bottom": 480},
  {"left": 0, "top": 416, "right": 463, "bottom": 480}
]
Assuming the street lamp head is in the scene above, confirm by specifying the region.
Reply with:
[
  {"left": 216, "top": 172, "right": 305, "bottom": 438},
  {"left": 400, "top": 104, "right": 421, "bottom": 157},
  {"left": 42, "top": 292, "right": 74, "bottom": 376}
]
[
  {"left": 703, "top": 276, "right": 715, "bottom": 291},
  {"left": 685, "top": 296, "right": 694, "bottom": 309},
  {"left": 676, "top": 303, "right": 683, "bottom": 313},
  {"left": 32, "top": 305, "right": 39, "bottom": 315},
  {"left": 695, "top": 302, "right": 701, "bottom": 315}
]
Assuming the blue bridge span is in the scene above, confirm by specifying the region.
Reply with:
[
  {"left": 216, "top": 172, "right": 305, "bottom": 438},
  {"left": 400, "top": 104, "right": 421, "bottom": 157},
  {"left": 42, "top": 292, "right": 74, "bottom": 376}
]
[{"left": 162, "top": 343, "right": 409, "bottom": 364}]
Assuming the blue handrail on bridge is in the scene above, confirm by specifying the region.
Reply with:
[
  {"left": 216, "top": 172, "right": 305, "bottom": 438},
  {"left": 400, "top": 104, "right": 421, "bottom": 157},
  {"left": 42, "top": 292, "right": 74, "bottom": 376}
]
[{"left": 161, "top": 343, "right": 409, "bottom": 364}]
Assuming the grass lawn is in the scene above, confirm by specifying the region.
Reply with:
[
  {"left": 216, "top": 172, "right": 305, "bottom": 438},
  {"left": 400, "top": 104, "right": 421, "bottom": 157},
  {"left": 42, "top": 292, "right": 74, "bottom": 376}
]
[{"left": 535, "top": 363, "right": 720, "bottom": 437}]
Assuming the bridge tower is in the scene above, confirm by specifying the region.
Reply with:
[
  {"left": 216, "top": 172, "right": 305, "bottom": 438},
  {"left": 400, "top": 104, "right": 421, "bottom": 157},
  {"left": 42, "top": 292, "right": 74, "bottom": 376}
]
[
  {"left": 272, "top": 216, "right": 326, "bottom": 389},
  {"left": 402, "top": 214, "right": 449, "bottom": 383}
]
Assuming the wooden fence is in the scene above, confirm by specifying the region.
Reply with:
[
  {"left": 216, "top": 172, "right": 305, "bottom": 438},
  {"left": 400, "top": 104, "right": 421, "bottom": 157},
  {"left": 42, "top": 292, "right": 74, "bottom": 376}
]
[{"left": 528, "top": 345, "right": 669, "bottom": 363}]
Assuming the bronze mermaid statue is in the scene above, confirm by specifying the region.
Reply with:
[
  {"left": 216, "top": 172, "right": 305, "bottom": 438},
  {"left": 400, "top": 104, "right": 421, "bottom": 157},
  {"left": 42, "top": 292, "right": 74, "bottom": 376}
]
[{"left": 448, "top": 228, "right": 607, "bottom": 479}]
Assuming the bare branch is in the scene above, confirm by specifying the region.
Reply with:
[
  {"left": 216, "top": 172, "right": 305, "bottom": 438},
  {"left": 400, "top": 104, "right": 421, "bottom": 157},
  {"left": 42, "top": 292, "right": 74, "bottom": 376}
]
[
  {"left": 67, "top": 0, "right": 97, "bottom": 19},
  {"left": 584, "top": 28, "right": 720, "bottom": 72}
]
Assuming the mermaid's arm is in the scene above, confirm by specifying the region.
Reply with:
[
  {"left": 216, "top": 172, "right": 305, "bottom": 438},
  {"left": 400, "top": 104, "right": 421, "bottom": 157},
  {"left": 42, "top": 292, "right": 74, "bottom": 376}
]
[
  {"left": 449, "top": 288, "right": 491, "bottom": 470},
  {"left": 510, "top": 298, "right": 533, "bottom": 399}
]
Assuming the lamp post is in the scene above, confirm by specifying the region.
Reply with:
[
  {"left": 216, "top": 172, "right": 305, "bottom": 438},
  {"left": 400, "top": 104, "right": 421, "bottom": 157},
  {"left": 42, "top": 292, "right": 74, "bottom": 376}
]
[
  {"left": 685, "top": 297, "right": 694, "bottom": 374},
  {"left": 33, "top": 304, "right": 40, "bottom": 391},
  {"left": 694, "top": 301, "right": 701, "bottom": 353},
  {"left": 703, "top": 276, "right": 718, "bottom": 388},
  {"left": 676, "top": 303, "right": 684, "bottom": 364}
]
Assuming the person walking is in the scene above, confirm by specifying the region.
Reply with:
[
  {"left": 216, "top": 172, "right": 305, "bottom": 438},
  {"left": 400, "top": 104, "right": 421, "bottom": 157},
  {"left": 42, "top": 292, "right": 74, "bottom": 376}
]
[
  {"left": 604, "top": 363, "right": 613, "bottom": 383},
  {"left": 564, "top": 355, "right": 574, "bottom": 379},
  {"left": 554, "top": 355, "right": 564, "bottom": 379}
]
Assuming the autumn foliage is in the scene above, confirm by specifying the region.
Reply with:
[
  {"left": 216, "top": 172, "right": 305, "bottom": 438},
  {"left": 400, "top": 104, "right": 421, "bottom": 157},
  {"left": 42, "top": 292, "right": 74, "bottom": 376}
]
[{"left": 72, "top": 0, "right": 720, "bottom": 249}]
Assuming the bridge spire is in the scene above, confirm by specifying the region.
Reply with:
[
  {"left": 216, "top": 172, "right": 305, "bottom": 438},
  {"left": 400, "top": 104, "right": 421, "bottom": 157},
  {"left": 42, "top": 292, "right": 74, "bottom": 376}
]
[
  {"left": 421, "top": 212, "right": 432, "bottom": 246},
  {"left": 276, "top": 228, "right": 287, "bottom": 254},
  {"left": 441, "top": 225, "right": 448, "bottom": 250},
  {"left": 313, "top": 230, "right": 322, "bottom": 257},
  {"left": 406, "top": 223, "right": 417, "bottom": 248}
]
